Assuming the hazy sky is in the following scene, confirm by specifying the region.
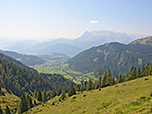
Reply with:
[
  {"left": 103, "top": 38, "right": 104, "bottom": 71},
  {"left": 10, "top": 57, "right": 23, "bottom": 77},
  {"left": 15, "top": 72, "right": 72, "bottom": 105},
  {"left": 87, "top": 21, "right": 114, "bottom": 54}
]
[{"left": 0, "top": 0, "right": 152, "bottom": 41}]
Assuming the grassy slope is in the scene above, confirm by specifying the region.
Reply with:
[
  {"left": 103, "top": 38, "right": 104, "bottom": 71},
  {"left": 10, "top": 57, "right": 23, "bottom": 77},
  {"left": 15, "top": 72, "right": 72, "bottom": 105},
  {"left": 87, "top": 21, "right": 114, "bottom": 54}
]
[
  {"left": 0, "top": 89, "right": 20, "bottom": 110},
  {"left": 26, "top": 76, "right": 152, "bottom": 114}
]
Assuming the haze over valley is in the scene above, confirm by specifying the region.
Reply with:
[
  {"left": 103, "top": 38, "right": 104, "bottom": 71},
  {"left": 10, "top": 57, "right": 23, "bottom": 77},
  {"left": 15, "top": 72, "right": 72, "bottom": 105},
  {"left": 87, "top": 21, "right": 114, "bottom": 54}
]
[{"left": 0, "top": 0, "right": 152, "bottom": 114}]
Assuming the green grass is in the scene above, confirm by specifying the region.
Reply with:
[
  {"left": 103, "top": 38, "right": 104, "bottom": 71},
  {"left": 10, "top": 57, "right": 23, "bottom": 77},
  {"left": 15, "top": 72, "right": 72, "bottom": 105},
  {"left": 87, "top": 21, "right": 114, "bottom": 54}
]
[
  {"left": 25, "top": 76, "right": 152, "bottom": 114},
  {"left": 82, "top": 72, "right": 97, "bottom": 80},
  {"left": 64, "top": 75, "right": 73, "bottom": 80},
  {"left": 0, "top": 88, "right": 20, "bottom": 111},
  {"left": 33, "top": 65, "right": 66, "bottom": 75}
]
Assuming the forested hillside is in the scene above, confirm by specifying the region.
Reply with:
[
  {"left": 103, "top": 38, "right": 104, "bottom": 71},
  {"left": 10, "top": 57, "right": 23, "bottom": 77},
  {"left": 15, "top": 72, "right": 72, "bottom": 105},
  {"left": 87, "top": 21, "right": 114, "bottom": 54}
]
[
  {"left": 0, "top": 50, "right": 45, "bottom": 66},
  {"left": 0, "top": 53, "right": 71, "bottom": 96},
  {"left": 67, "top": 36, "right": 152, "bottom": 77}
]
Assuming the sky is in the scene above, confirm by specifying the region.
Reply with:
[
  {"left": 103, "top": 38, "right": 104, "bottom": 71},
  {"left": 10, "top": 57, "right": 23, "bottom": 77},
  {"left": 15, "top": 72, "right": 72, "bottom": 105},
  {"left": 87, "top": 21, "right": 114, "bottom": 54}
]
[{"left": 0, "top": 0, "right": 152, "bottom": 41}]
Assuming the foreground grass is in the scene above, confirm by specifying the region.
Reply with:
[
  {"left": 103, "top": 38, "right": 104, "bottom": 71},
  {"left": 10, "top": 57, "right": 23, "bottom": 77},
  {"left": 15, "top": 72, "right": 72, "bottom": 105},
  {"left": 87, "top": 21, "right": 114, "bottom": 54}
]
[{"left": 25, "top": 76, "right": 152, "bottom": 114}]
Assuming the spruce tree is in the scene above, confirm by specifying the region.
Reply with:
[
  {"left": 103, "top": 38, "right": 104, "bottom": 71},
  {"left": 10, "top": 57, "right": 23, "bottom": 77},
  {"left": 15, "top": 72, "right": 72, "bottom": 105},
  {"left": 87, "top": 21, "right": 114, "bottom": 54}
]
[
  {"left": 50, "top": 91, "right": 56, "bottom": 99},
  {"left": 137, "top": 67, "right": 141, "bottom": 77},
  {"left": 60, "top": 89, "right": 66, "bottom": 101},
  {"left": 110, "top": 77, "right": 115, "bottom": 85},
  {"left": 17, "top": 94, "right": 28, "bottom": 113},
  {"left": 56, "top": 87, "right": 62, "bottom": 96},
  {"left": 68, "top": 81, "right": 76, "bottom": 97},
  {"left": 42, "top": 90, "right": 47, "bottom": 103},
  {"left": 25, "top": 93, "right": 33, "bottom": 109},
  {"left": 116, "top": 73, "right": 123, "bottom": 83},
  {"left": 5, "top": 105, "right": 11, "bottom": 114},
  {"left": 37, "top": 88, "right": 42, "bottom": 102},
  {"left": 141, "top": 64, "right": 145, "bottom": 77},
  {"left": 33, "top": 89, "right": 37, "bottom": 99},
  {"left": 122, "top": 74, "right": 125, "bottom": 82},
  {"left": 125, "top": 66, "right": 137, "bottom": 81},
  {"left": 101, "top": 68, "right": 112, "bottom": 87},
  {"left": 86, "top": 79, "right": 92, "bottom": 91},
  {"left": 149, "top": 66, "right": 152, "bottom": 76}
]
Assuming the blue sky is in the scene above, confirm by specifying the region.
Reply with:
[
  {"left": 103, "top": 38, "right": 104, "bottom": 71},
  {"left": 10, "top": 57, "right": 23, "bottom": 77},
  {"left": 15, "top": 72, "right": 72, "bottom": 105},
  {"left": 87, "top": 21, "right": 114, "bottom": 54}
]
[{"left": 0, "top": 0, "right": 152, "bottom": 41}]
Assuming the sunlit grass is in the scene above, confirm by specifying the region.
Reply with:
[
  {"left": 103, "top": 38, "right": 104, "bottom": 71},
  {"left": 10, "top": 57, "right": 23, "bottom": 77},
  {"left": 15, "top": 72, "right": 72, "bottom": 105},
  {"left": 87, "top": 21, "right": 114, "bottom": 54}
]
[{"left": 25, "top": 76, "right": 152, "bottom": 114}]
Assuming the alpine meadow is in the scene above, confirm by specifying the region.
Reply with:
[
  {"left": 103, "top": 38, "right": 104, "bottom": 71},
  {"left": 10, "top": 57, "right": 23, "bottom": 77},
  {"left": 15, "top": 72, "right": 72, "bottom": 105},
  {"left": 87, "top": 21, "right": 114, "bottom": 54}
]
[{"left": 0, "top": 0, "right": 152, "bottom": 114}]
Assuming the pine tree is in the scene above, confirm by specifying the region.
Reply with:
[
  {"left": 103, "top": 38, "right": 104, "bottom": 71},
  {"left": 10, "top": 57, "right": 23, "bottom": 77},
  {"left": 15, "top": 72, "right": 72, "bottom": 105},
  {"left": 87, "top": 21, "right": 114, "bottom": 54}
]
[
  {"left": 141, "top": 64, "right": 145, "bottom": 77},
  {"left": 116, "top": 73, "right": 124, "bottom": 83},
  {"left": 122, "top": 74, "right": 125, "bottom": 82},
  {"left": 50, "top": 91, "right": 56, "bottom": 99},
  {"left": 33, "top": 89, "right": 37, "bottom": 99},
  {"left": 149, "top": 66, "right": 152, "bottom": 76},
  {"left": 68, "top": 81, "right": 76, "bottom": 97},
  {"left": 101, "top": 68, "right": 112, "bottom": 87},
  {"left": 0, "top": 106, "right": 3, "bottom": 114},
  {"left": 17, "top": 94, "right": 28, "bottom": 113},
  {"left": 37, "top": 88, "right": 42, "bottom": 102},
  {"left": 25, "top": 93, "right": 33, "bottom": 109},
  {"left": 59, "top": 89, "right": 66, "bottom": 101},
  {"left": 125, "top": 66, "right": 137, "bottom": 81},
  {"left": 110, "top": 77, "right": 115, "bottom": 85},
  {"left": 86, "top": 79, "right": 93, "bottom": 91},
  {"left": 42, "top": 90, "right": 47, "bottom": 103},
  {"left": 136, "top": 67, "right": 141, "bottom": 77},
  {"left": 5, "top": 105, "right": 11, "bottom": 114},
  {"left": 56, "top": 87, "right": 62, "bottom": 96}
]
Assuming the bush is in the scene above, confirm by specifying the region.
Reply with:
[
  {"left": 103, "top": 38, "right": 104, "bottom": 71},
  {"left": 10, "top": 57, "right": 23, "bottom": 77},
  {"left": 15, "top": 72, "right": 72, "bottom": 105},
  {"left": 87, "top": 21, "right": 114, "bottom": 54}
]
[
  {"left": 83, "top": 94, "right": 86, "bottom": 97},
  {"left": 52, "top": 102, "right": 55, "bottom": 106},
  {"left": 140, "top": 96, "right": 146, "bottom": 99},
  {"left": 72, "top": 96, "right": 76, "bottom": 99},
  {"left": 145, "top": 78, "right": 148, "bottom": 81}
]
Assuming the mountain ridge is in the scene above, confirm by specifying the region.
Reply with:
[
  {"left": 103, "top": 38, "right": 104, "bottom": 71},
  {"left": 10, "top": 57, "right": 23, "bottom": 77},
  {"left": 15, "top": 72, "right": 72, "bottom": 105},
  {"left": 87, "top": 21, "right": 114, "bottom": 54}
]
[{"left": 67, "top": 36, "right": 152, "bottom": 77}]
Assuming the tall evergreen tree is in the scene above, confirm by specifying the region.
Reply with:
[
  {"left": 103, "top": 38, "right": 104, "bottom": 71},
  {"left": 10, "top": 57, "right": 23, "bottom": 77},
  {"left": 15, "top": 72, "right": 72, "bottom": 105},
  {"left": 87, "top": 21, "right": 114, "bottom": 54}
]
[
  {"left": 59, "top": 89, "right": 66, "bottom": 101},
  {"left": 149, "top": 66, "right": 152, "bottom": 76},
  {"left": 125, "top": 66, "right": 137, "bottom": 81},
  {"left": 50, "top": 91, "right": 56, "bottom": 99},
  {"left": 136, "top": 67, "right": 141, "bottom": 77},
  {"left": 5, "top": 105, "right": 11, "bottom": 114},
  {"left": 68, "top": 81, "right": 76, "bottom": 97},
  {"left": 101, "top": 68, "right": 113, "bottom": 87},
  {"left": 56, "top": 87, "right": 62, "bottom": 96},
  {"left": 125, "top": 66, "right": 136, "bottom": 81},
  {"left": 110, "top": 77, "right": 115, "bottom": 85},
  {"left": 116, "top": 73, "right": 124, "bottom": 83},
  {"left": 33, "top": 89, "right": 37, "bottom": 99},
  {"left": 86, "top": 79, "right": 93, "bottom": 91},
  {"left": 37, "top": 88, "right": 42, "bottom": 102},
  {"left": 122, "top": 74, "right": 125, "bottom": 82},
  {"left": 17, "top": 94, "right": 28, "bottom": 113},
  {"left": 42, "top": 90, "right": 47, "bottom": 103},
  {"left": 141, "top": 63, "right": 145, "bottom": 77},
  {"left": 25, "top": 93, "right": 33, "bottom": 109}
]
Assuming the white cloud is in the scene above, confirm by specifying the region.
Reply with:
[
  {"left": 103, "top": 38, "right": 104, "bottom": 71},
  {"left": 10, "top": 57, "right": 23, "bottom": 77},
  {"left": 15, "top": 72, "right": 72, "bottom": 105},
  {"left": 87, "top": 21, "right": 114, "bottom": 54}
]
[{"left": 89, "top": 20, "right": 99, "bottom": 24}]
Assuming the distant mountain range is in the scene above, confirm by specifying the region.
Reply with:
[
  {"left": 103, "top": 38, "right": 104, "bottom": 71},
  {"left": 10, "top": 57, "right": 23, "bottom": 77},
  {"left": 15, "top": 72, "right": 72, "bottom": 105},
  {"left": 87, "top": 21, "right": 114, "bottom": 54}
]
[
  {"left": 67, "top": 36, "right": 152, "bottom": 77},
  {"left": 2, "top": 30, "right": 148, "bottom": 56}
]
